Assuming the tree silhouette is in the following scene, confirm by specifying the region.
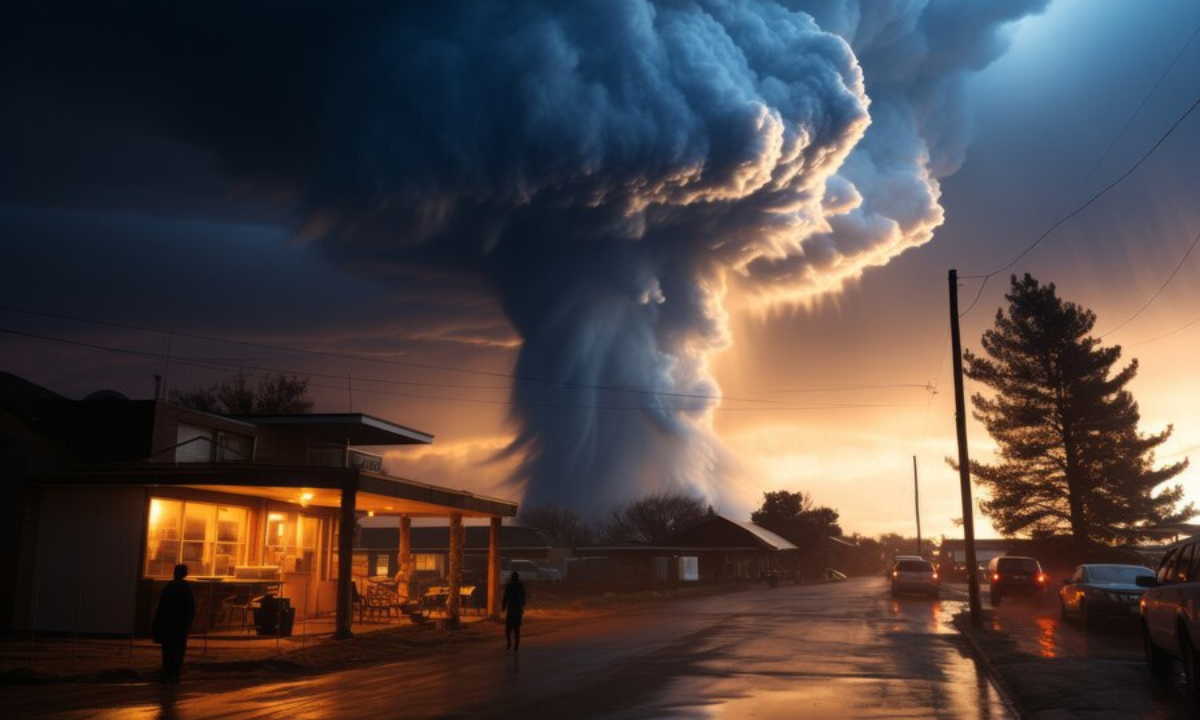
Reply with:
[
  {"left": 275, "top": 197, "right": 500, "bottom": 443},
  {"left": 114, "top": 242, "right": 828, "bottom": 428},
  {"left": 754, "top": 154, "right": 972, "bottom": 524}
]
[
  {"left": 517, "top": 503, "right": 594, "bottom": 546},
  {"left": 750, "top": 490, "right": 842, "bottom": 546},
  {"left": 597, "top": 492, "right": 708, "bottom": 544},
  {"left": 960, "top": 274, "right": 1192, "bottom": 542},
  {"left": 170, "top": 371, "right": 313, "bottom": 415}
]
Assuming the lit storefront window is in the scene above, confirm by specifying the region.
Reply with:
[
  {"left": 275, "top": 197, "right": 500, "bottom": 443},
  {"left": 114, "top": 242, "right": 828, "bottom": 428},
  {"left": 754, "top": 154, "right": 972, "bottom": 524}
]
[
  {"left": 263, "top": 511, "right": 320, "bottom": 574},
  {"left": 413, "top": 554, "right": 441, "bottom": 572},
  {"left": 145, "top": 498, "right": 248, "bottom": 578}
]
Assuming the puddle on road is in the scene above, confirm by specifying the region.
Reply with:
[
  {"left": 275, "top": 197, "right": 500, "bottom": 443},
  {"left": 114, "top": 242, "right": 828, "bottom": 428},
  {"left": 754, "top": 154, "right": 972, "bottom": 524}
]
[
  {"left": 656, "top": 672, "right": 1011, "bottom": 720},
  {"left": 652, "top": 596, "right": 1013, "bottom": 720}
]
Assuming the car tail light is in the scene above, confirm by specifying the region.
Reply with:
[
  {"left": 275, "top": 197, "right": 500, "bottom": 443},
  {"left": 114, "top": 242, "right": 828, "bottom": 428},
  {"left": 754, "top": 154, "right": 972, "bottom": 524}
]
[
  {"left": 932, "top": 572, "right": 939, "bottom": 580},
  {"left": 892, "top": 570, "right": 898, "bottom": 578},
  {"left": 1036, "top": 573, "right": 1046, "bottom": 584},
  {"left": 992, "top": 573, "right": 1000, "bottom": 582}
]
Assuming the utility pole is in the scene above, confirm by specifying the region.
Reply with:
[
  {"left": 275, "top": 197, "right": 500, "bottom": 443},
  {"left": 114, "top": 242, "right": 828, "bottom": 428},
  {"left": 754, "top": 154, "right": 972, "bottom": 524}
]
[
  {"left": 912, "top": 455, "right": 922, "bottom": 558},
  {"left": 949, "top": 269, "right": 982, "bottom": 629}
]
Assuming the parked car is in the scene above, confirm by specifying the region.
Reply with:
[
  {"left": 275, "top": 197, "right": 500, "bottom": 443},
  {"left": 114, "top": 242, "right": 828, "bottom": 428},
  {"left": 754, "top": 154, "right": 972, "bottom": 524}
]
[
  {"left": 886, "top": 555, "right": 924, "bottom": 578},
  {"left": 506, "top": 559, "right": 561, "bottom": 582},
  {"left": 1138, "top": 538, "right": 1200, "bottom": 695},
  {"left": 987, "top": 555, "right": 1047, "bottom": 606},
  {"left": 1059, "top": 564, "right": 1154, "bottom": 629},
  {"left": 891, "top": 559, "right": 939, "bottom": 598}
]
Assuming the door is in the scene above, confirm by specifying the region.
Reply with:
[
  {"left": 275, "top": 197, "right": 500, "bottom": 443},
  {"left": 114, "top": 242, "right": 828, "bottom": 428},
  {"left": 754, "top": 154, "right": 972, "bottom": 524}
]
[
  {"left": 1169, "top": 543, "right": 1196, "bottom": 648},
  {"left": 1065, "top": 567, "right": 1085, "bottom": 613},
  {"left": 1146, "top": 548, "right": 1177, "bottom": 648}
]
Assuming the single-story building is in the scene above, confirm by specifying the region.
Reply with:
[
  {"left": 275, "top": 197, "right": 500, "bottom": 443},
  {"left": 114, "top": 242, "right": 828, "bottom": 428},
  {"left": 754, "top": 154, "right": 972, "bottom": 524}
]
[
  {"left": 937, "top": 539, "right": 1015, "bottom": 574},
  {"left": 573, "top": 515, "right": 800, "bottom": 586},
  {"left": 0, "top": 372, "right": 517, "bottom": 638}
]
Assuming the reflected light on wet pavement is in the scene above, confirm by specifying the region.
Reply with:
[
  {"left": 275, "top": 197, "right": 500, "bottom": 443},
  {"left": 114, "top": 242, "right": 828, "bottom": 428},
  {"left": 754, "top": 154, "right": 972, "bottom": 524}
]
[
  {"left": 659, "top": 591, "right": 1014, "bottom": 720},
  {"left": 1034, "top": 617, "right": 1057, "bottom": 659}
]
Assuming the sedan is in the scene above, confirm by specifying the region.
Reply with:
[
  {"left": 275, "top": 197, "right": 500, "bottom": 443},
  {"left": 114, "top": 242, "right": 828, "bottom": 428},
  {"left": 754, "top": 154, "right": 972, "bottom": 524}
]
[
  {"left": 891, "top": 559, "right": 939, "bottom": 598},
  {"left": 1059, "top": 563, "right": 1154, "bottom": 630}
]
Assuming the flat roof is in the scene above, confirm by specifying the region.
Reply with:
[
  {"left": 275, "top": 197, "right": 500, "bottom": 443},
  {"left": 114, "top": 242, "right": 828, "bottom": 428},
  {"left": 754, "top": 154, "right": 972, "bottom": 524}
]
[
  {"left": 235, "top": 413, "right": 434, "bottom": 446},
  {"left": 33, "top": 463, "right": 515, "bottom": 518}
]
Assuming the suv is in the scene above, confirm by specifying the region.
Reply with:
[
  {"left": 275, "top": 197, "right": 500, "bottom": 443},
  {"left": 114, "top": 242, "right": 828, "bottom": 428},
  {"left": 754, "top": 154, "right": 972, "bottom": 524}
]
[
  {"left": 890, "top": 559, "right": 939, "bottom": 598},
  {"left": 1138, "top": 538, "right": 1200, "bottom": 695},
  {"left": 987, "top": 555, "right": 1047, "bottom": 606}
]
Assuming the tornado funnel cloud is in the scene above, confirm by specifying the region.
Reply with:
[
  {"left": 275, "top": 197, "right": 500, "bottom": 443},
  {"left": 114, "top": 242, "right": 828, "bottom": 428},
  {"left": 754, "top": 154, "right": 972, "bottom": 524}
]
[{"left": 9, "top": 0, "right": 1050, "bottom": 515}]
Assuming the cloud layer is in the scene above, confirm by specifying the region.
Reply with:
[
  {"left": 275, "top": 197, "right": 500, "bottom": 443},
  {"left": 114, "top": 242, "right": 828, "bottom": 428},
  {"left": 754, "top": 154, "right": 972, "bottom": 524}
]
[{"left": 1, "top": 0, "right": 1048, "bottom": 515}]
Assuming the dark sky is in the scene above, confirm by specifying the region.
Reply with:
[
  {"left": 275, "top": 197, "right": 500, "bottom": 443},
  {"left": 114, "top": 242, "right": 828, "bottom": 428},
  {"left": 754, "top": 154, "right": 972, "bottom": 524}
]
[{"left": 2, "top": 0, "right": 1197, "bottom": 536}]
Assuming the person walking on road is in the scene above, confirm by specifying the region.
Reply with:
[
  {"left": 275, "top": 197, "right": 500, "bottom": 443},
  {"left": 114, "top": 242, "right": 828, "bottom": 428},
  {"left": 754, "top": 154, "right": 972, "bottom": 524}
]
[
  {"left": 152, "top": 563, "right": 195, "bottom": 684},
  {"left": 502, "top": 570, "right": 526, "bottom": 651}
]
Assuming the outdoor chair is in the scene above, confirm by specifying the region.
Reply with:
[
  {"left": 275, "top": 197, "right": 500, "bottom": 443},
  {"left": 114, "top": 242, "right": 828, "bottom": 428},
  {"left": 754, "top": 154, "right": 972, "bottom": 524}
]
[
  {"left": 365, "top": 585, "right": 397, "bottom": 621},
  {"left": 222, "top": 593, "right": 255, "bottom": 632}
]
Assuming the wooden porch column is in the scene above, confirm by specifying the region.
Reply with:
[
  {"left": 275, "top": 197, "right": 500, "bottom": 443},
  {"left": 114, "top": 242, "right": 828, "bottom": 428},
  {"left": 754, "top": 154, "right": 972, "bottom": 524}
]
[
  {"left": 398, "top": 515, "right": 412, "bottom": 599},
  {"left": 447, "top": 513, "right": 464, "bottom": 624},
  {"left": 487, "top": 516, "right": 501, "bottom": 619},
  {"left": 335, "top": 483, "right": 357, "bottom": 639}
]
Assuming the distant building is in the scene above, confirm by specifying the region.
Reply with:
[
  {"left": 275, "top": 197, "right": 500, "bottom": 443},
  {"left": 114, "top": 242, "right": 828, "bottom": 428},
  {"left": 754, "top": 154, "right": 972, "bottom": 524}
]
[{"left": 575, "top": 515, "right": 800, "bottom": 586}]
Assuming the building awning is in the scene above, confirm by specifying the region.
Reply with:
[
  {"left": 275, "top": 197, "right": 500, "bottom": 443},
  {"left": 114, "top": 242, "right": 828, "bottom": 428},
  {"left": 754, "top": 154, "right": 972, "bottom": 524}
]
[
  {"left": 32, "top": 463, "right": 515, "bottom": 518},
  {"left": 234, "top": 413, "right": 434, "bottom": 446}
]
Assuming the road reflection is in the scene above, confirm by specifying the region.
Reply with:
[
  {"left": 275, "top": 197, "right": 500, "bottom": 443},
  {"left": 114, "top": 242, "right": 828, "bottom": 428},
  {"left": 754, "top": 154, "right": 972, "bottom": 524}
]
[{"left": 1034, "top": 617, "right": 1057, "bottom": 658}]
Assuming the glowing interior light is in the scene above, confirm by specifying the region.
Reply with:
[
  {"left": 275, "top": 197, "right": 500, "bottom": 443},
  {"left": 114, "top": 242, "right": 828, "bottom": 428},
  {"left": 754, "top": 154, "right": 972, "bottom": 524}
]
[
  {"left": 367, "top": 510, "right": 375, "bottom": 517},
  {"left": 149, "top": 499, "right": 162, "bottom": 526}
]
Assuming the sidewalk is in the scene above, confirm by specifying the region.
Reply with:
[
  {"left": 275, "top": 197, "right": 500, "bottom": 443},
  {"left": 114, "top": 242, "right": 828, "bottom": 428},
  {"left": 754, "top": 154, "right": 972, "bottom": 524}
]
[{"left": 949, "top": 595, "right": 1191, "bottom": 720}]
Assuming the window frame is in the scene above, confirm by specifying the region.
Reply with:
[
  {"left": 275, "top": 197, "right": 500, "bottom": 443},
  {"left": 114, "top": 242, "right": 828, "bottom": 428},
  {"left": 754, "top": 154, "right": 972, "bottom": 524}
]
[
  {"left": 144, "top": 496, "right": 251, "bottom": 578},
  {"left": 1158, "top": 548, "right": 1179, "bottom": 585}
]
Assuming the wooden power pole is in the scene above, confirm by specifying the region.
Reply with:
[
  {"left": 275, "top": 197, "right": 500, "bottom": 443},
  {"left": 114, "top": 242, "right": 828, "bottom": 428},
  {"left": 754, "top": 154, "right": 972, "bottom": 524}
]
[
  {"left": 949, "top": 269, "right": 982, "bottom": 629},
  {"left": 912, "top": 455, "right": 921, "bottom": 558}
]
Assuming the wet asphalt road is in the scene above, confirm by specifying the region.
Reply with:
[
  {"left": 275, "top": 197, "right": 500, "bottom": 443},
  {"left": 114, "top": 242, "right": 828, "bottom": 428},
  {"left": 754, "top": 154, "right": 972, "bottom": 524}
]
[
  {"left": 952, "top": 584, "right": 1196, "bottom": 719},
  {"left": 8, "top": 577, "right": 1013, "bottom": 720}
]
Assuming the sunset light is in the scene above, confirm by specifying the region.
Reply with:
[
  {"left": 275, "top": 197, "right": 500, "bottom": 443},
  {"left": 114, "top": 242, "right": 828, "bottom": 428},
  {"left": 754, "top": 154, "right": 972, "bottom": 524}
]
[{"left": 2, "top": 1, "right": 1197, "bottom": 718}]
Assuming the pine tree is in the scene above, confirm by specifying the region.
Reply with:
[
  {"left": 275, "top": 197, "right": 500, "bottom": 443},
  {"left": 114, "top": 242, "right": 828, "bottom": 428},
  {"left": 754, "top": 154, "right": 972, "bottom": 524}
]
[{"left": 961, "top": 274, "right": 1192, "bottom": 542}]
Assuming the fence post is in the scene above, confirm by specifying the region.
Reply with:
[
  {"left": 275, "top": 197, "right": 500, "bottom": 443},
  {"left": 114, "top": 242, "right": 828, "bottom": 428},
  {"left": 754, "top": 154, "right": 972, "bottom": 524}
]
[
  {"left": 70, "top": 578, "right": 82, "bottom": 672},
  {"left": 128, "top": 582, "right": 138, "bottom": 667},
  {"left": 301, "top": 583, "right": 309, "bottom": 650},
  {"left": 29, "top": 578, "right": 40, "bottom": 668},
  {"left": 204, "top": 582, "right": 213, "bottom": 658}
]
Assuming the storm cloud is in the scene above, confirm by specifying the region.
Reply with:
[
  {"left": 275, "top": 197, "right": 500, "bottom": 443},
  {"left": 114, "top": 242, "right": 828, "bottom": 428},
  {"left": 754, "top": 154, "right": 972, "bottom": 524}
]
[{"left": 2, "top": 0, "right": 1047, "bottom": 514}]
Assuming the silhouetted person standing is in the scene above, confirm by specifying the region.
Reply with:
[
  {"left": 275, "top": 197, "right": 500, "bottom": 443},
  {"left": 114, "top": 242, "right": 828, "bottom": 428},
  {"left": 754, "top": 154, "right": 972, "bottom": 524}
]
[
  {"left": 502, "top": 571, "right": 526, "bottom": 651},
  {"left": 153, "top": 563, "right": 195, "bottom": 684}
]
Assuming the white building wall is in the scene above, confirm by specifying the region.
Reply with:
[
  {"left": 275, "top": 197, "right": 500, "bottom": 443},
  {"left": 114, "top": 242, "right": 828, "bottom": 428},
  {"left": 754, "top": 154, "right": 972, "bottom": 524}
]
[{"left": 31, "top": 487, "right": 144, "bottom": 634}]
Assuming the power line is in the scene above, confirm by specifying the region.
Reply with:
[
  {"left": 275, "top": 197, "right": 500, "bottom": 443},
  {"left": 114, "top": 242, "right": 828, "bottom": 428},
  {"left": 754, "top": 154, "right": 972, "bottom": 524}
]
[
  {"left": 1127, "top": 314, "right": 1200, "bottom": 348},
  {"left": 1161, "top": 443, "right": 1200, "bottom": 460},
  {"left": 956, "top": 96, "right": 1198, "bottom": 320},
  {"left": 963, "top": 96, "right": 1198, "bottom": 285},
  {"left": 0, "top": 304, "right": 932, "bottom": 405},
  {"left": 0, "top": 326, "right": 926, "bottom": 412},
  {"left": 1100, "top": 229, "right": 1200, "bottom": 339},
  {"left": 1045, "top": 24, "right": 1200, "bottom": 247}
]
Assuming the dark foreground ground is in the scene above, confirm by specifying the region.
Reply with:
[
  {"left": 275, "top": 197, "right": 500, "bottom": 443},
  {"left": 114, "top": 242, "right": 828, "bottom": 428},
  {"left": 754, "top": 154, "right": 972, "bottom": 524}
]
[
  {"left": 6, "top": 577, "right": 1009, "bottom": 719},
  {"left": 946, "top": 582, "right": 1195, "bottom": 720},
  {"left": 4, "top": 578, "right": 1195, "bottom": 719}
]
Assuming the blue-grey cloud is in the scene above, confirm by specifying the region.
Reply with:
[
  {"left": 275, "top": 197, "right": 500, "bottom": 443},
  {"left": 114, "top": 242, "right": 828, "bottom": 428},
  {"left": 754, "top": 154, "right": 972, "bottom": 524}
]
[{"left": 1, "top": 0, "right": 1048, "bottom": 515}]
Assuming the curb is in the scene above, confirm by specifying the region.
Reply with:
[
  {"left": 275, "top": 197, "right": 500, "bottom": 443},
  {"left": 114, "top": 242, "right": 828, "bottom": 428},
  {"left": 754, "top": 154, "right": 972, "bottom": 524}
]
[{"left": 952, "top": 612, "right": 1027, "bottom": 720}]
